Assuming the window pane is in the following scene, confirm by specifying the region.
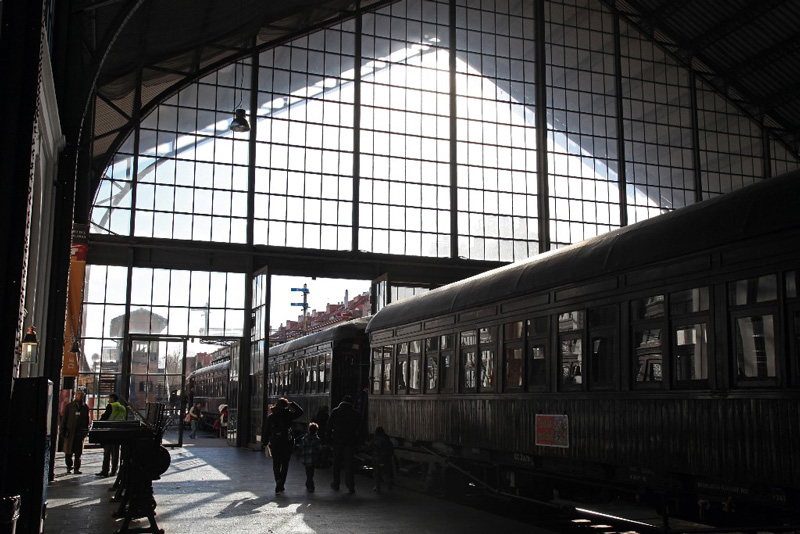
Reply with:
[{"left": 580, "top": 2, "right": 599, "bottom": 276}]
[
  {"left": 527, "top": 316, "right": 548, "bottom": 337},
  {"left": 462, "top": 350, "right": 477, "bottom": 389},
  {"left": 479, "top": 327, "right": 495, "bottom": 344},
  {"left": 425, "top": 355, "right": 438, "bottom": 393},
  {"left": 480, "top": 349, "right": 495, "bottom": 389},
  {"left": 461, "top": 330, "right": 477, "bottom": 346},
  {"left": 675, "top": 323, "right": 708, "bottom": 381},
  {"left": 589, "top": 306, "right": 616, "bottom": 328},
  {"left": 440, "top": 351, "right": 453, "bottom": 391},
  {"left": 558, "top": 311, "right": 584, "bottom": 331},
  {"left": 409, "top": 357, "right": 421, "bottom": 393},
  {"left": 590, "top": 332, "right": 615, "bottom": 387},
  {"left": 396, "top": 358, "right": 408, "bottom": 392},
  {"left": 729, "top": 275, "right": 778, "bottom": 306},
  {"left": 787, "top": 271, "right": 797, "bottom": 299},
  {"left": 505, "top": 321, "right": 523, "bottom": 340},
  {"left": 426, "top": 336, "right": 439, "bottom": 351},
  {"left": 504, "top": 346, "right": 523, "bottom": 389},
  {"left": 736, "top": 315, "right": 776, "bottom": 379},
  {"left": 631, "top": 295, "right": 664, "bottom": 320},
  {"left": 382, "top": 357, "right": 392, "bottom": 393},
  {"left": 670, "top": 287, "right": 709, "bottom": 314},
  {"left": 528, "top": 343, "right": 547, "bottom": 388},
  {"left": 560, "top": 337, "right": 582, "bottom": 387},
  {"left": 633, "top": 327, "right": 662, "bottom": 383}
]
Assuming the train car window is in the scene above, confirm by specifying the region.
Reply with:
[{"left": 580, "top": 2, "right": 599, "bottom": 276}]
[
  {"left": 559, "top": 311, "right": 584, "bottom": 390},
  {"left": 559, "top": 337, "right": 583, "bottom": 389},
  {"left": 632, "top": 295, "right": 665, "bottom": 388},
  {"left": 479, "top": 327, "right": 496, "bottom": 392},
  {"left": 792, "top": 310, "right": 800, "bottom": 387},
  {"left": 631, "top": 295, "right": 665, "bottom": 320},
  {"left": 461, "top": 330, "right": 477, "bottom": 391},
  {"left": 728, "top": 276, "right": 778, "bottom": 386},
  {"left": 526, "top": 316, "right": 549, "bottom": 391},
  {"left": 409, "top": 340, "right": 422, "bottom": 394},
  {"left": 787, "top": 271, "right": 797, "bottom": 298},
  {"left": 528, "top": 316, "right": 548, "bottom": 337},
  {"left": 396, "top": 342, "right": 409, "bottom": 394},
  {"left": 424, "top": 337, "right": 439, "bottom": 394},
  {"left": 306, "top": 357, "right": 315, "bottom": 394},
  {"left": 734, "top": 314, "right": 776, "bottom": 380},
  {"left": 589, "top": 306, "right": 617, "bottom": 390},
  {"left": 324, "top": 353, "right": 332, "bottom": 393},
  {"left": 480, "top": 349, "right": 495, "bottom": 390},
  {"left": 504, "top": 345, "right": 523, "bottom": 391},
  {"left": 633, "top": 327, "right": 663, "bottom": 384},
  {"left": 527, "top": 343, "right": 547, "bottom": 390},
  {"left": 440, "top": 334, "right": 455, "bottom": 393},
  {"left": 505, "top": 321, "right": 523, "bottom": 340},
  {"left": 729, "top": 275, "right": 778, "bottom": 305},
  {"left": 371, "top": 347, "right": 383, "bottom": 394},
  {"left": 670, "top": 287, "right": 709, "bottom": 315},
  {"left": 674, "top": 322, "right": 709, "bottom": 382},
  {"left": 558, "top": 311, "right": 584, "bottom": 332}
]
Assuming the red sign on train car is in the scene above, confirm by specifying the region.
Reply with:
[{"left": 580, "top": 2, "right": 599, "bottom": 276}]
[{"left": 535, "top": 414, "right": 569, "bottom": 448}]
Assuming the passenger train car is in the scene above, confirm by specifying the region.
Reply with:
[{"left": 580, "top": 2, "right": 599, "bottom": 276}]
[
  {"left": 267, "top": 317, "right": 371, "bottom": 434},
  {"left": 365, "top": 170, "right": 800, "bottom": 521}
]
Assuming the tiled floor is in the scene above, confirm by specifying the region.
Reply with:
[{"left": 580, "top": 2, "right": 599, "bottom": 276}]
[{"left": 44, "top": 430, "right": 546, "bottom": 534}]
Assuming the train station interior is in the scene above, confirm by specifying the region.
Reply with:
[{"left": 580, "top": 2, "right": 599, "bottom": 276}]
[{"left": 2, "top": 0, "right": 800, "bottom": 532}]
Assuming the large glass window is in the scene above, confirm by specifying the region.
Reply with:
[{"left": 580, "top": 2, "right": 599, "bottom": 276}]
[
  {"left": 94, "top": 0, "right": 798, "bottom": 259},
  {"left": 255, "top": 26, "right": 355, "bottom": 250},
  {"left": 546, "top": 1, "right": 621, "bottom": 248},
  {"left": 360, "top": 0, "right": 452, "bottom": 257},
  {"left": 456, "top": 0, "right": 539, "bottom": 261}
]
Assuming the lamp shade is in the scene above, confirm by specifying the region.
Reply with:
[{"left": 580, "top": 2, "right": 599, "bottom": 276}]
[
  {"left": 22, "top": 326, "right": 38, "bottom": 345},
  {"left": 229, "top": 109, "right": 250, "bottom": 132},
  {"left": 21, "top": 326, "right": 38, "bottom": 363}
]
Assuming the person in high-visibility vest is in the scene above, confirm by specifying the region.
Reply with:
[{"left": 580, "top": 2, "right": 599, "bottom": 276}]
[{"left": 96, "top": 393, "right": 127, "bottom": 478}]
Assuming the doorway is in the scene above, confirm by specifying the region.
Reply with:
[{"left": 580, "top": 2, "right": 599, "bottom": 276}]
[{"left": 127, "top": 336, "right": 187, "bottom": 447}]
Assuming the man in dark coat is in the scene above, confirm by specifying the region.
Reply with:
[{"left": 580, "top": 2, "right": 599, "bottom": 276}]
[
  {"left": 326, "top": 395, "right": 361, "bottom": 494},
  {"left": 60, "top": 389, "right": 91, "bottom": 474},
  {"left": 264, "top": 397, "right": 303, "bottom": 493}
]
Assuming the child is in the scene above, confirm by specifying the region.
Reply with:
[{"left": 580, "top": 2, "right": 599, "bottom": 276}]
[
  {"left": 369, "top": 426, "right": 395, "bottom": 492},
  {"left": 299, "top": 422, "right": 324, "bottom": 492}
]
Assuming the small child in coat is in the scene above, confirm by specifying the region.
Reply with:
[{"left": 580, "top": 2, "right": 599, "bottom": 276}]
[
  {"left": 369, "top": 426, "right": 395, "bottom": 492},
  {"left": 299, "top": 422, "right": 324, "bottom": 492}
]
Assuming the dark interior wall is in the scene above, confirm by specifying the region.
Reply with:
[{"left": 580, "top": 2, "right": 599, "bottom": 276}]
[{"left": 0, "top": 0, "right": 46, "bottom": 492}]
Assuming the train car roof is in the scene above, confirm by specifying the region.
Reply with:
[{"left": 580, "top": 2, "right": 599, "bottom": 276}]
[
  {"left": 188, "top": 359, "right": 230, "bottom": 376},
  {"left": 269, "top": 316, "right": 371, "bottom": 357},
  {"left": 366, "top": 169, "right": 800, "bottom": 334}
]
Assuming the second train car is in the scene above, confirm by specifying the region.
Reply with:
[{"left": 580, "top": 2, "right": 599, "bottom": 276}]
[{"left": 267, "top": 317, "right": 371, "bottom": 435}]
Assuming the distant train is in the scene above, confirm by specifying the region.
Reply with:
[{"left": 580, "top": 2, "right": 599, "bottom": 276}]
[
  {"left": 266, "top": 317, "right": 371, "bottom": 434},
  {"left": 365, "top": 170, "right": 800, "bottom": 523},
  {"left": 187, "top": 348, "right": 234, "bottom": 430}
]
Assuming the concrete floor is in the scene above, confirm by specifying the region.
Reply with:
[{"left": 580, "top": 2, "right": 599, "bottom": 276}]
[{"left": 44, "top": 430, "right": 549, "bottom": 534}]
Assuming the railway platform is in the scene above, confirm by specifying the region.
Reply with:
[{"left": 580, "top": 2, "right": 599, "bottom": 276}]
[{"left": 44, "top": 430, "right": 545, "bottom": 534}]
